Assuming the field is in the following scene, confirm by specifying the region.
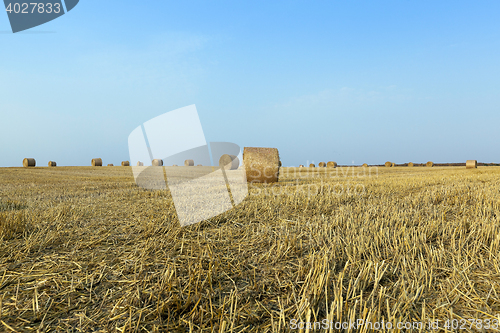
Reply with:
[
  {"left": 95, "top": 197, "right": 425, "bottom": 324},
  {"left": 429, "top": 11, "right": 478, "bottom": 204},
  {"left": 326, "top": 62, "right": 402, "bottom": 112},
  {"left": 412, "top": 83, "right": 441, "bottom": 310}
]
[{"left": 1, "top": 165, "right": 500, "bottom": 332}]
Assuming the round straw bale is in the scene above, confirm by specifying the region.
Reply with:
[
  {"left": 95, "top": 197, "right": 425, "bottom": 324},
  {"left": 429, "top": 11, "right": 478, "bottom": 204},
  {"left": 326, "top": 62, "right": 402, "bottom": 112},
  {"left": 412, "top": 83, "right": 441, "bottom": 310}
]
[
  {"left": 299, "top": 165, "right": 304, "bottom": 168},
  {"left": 243, "top": 147, "right": 280, "bottom": 183},
  {"left": 385, "top": 161, "right": 392, "bottom": 167},
  {"left": 107, "top": 164, "right": 114, "bottom": 166},
  {"left": 197, "top": 164, "right": 202, "bottom": 166},
  {"left": 362, "top": 163, "right": 368, "bottom": 167},
  {"left": 309, "top": 163, "right": 315, "bottom": 167},
  {"left": 318, "top": 162, "right": 326, "bottom": 167},
  {"left": 121, "top": 161, "right": 130, "bottom": 166},
  {"left": 408, "top": 162, "right": 414, "bottom": 167},
  {"left": 48, "top": 161, "right": 56, "bottom": 167},
  {"left": 91, "top": 158, "right": 102, "bottom": 167},
  {"left": 326, "top": 161, "right": 337, "bottom": 168},
  {"left": 466, "top": 160, "right": 477, "bottom": 169},
  {"left": 152, "top": 159, "right": 163, "bottom": 166},
  {"left": 219, "top": 154, "right": 239, "bottom": 170},
  {"left": 173, "top": 164, "right": 178, "bottom": 167},
  {"left": 137, "top": 161, "right": 144, "bottom": 166},
  {"left": 426, "top": 161, "right": 434, "bottom": 167},
  {"left": 184, "top": 159, "right": 194, "bottom": 166},
  {"left": 23, "top": 158, "right": 36, "bottom": 167}
]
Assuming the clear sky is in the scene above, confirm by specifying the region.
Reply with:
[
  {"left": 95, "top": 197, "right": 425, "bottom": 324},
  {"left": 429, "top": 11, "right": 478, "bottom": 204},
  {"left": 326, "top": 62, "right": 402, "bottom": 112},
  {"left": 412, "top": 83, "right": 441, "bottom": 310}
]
[{"left": 1, "top": 1, "right": 499, "bottom": 167}]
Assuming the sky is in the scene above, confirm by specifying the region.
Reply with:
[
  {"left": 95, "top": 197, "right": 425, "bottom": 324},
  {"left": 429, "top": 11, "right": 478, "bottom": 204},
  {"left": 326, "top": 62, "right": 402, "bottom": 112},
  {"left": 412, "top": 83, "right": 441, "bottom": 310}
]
[{"left": 1, "top": 1, "right": 499, "bottom": 167}]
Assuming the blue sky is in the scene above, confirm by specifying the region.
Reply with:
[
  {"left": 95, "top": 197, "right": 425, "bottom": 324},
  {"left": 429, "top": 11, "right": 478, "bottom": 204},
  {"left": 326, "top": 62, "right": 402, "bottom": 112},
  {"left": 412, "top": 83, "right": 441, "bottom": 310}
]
[{"left": 1, "top": 1, "right": 499, "bottom": 167}]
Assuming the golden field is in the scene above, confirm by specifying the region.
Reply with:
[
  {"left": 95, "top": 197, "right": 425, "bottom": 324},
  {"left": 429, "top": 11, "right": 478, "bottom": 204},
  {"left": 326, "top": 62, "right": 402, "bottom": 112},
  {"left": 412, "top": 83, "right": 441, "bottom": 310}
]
[{"left": 1, "top": 165, "right": 500, "bottom": 332}]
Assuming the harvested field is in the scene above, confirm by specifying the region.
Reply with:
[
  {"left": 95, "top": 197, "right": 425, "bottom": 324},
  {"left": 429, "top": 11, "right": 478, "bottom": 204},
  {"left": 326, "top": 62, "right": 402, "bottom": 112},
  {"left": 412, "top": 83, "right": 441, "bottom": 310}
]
[{"left": 1, "top": 166, "right": 500, "bottom": 331}]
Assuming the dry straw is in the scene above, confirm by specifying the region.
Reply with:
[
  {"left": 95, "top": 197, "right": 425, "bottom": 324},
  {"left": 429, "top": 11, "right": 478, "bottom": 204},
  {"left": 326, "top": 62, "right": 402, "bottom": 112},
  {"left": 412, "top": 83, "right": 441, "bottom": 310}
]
[
  {"left": 318, "top": 162, "right": 326, "bottom": 167},
  {"left": 23, "top": 158, "right": 36, "bottom": 167},
  {"left": 91, "top": 158, "right": 102, "bottom": 167},
  {"left": 426, "top": 161, "right": 434, "bottom": 167},
  {"left": 327, "top": 161, "right": 337, "bottom": 168},
  {"left": 466, "top": 160, "right": 477, "bottom": 169},
  {"left": 219, "top": 154, "right": 239, "bottom": 170},
  {"left": 107, "top": 164, "right": 114, "bottom": 166},
  {"left": 362, "top": 163, "right": 368, "bottom": 167},
  {"left": 243, "top": 147, "right": 280, "bottom": 183},
  {"left": 121, "top": 161, "right": 130, "bottom": 166},
  {"left": 152, "top": 159, "right": 163, "bottom": 166},
  {"left": 309, "top": 163, "right": 316, "bottom": 168},
  {"left": 137, "top": 162, "right": 144, "bottom": 166},
  {"left": 408, "top": 162, "right": 414, "bottom": 167},
  {"left": 385, "top": 161, "right": 392, "bottom": 167},
  {"left": 184, "top": 159, "right": 194, "bottom": 166},
  {"left": 48, "top": 161, "right": 56, "bottom": 167}
]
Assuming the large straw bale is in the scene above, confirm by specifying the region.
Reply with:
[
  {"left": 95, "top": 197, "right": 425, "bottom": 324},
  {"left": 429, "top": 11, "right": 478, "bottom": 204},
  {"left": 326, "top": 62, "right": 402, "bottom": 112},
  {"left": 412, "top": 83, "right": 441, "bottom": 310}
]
[
  {"left": 318, "top": 162, "right": 326, "bottom": 167},
  {"left": 184, "top": 159, "right": 194, "bottom": 166},
  {"left": 121, "top": 161, "right": 130, "bottom": 166},
  {"left": 243, "top": 147, "right": 280, "bottom": 183},
  {"left": 309, "top": 163, "right": 316, "bottom": 168},
  {"left": 466, "top": 160, "right": 477, "bottom": 169},
  {"left": 385, "top": 161, "right": 392, "bottom": 167},
  {"left": 362, "top": 163, "right": 368, "bottom": 167},
  {"left": 426, "top": 161, "right": 434, "bottom": 167},
  {"left": 152, "top": 159, "right": 163, "bottom": 166},
  {"left": 299, "top": 165, "right": 304, "bottom": 168},
  {"left": 23, "top": 158, "right": 35, "bottom": 167},
  {"left": 107, "top": 164, "right": 114, "bottom": 166},
  {"left": 408, "top": 162, "right": 414, "bottom": 167},
  {"left": 48, "top": 161, "right": 56, "bottom": 167},
  {"left": 137, "top": 161, "right": 144, "bottom": 166},
  {"left": 92, "top": 158, "right": 102, "bottom": 167},
  {"left": 219, "top": 154, "right": 239, "bottom": 170}
]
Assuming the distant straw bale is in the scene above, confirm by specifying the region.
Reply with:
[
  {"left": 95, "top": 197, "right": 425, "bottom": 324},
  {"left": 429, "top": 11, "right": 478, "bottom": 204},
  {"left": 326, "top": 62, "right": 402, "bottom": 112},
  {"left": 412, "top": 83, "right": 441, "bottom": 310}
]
[
  {"left": 197, "top": 164, "right": 202, "bottom": 166},
  {"left": 91, "top": 158, "right": 102, "bottom": 167},
  {"left": 107, "top": 164, "right": 114, "bottom": 166},
  {"left": 309, "top": 163, "right": 315, "bottom": 168},
  {"left": 184, "top": 159, "right": 194, "bottom": 166},
  {"left": 318, "top": 162, "right": 326, "bottom": 167},
  {"left": 152, "top": 159, "right": 163, "bottom": 166},
  {"left": 426, "top": 161, "right": 434, "bottom": 167},
  {"left": 408, "top": 162, "right": 414, "bottom": 167},
  {"left": 219, "top": 154, "right": 239, "bottom": 170},
  {"left": 327, "top": 161, "right": 337, "bottom": 168},
  {"left": 48, "top": 161, "right": 56, "bottom": 167},
  {"left": 23, "top": 158, "right": 36, "bottom": 167},
  {"left": 466, "top": 160, "right": 477, "bottom": 169},
  {"left": 137, "top": 162, "right": 144, "bottom": 166},
  {"left": 299, "top": 165, "right": 304, "bottom": 168},
  {"left": 385, "top": 161, "right": 392, "bottom": 167},
  {"left": 362, "top": 163, "right": 368, "bottom": 167},
  {"left": 121, "top": 161, "right": 130, "bottom": 166},
  {"left": 243, "top": 147, "right": 280, "bottom": 183}
]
